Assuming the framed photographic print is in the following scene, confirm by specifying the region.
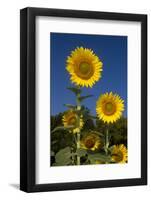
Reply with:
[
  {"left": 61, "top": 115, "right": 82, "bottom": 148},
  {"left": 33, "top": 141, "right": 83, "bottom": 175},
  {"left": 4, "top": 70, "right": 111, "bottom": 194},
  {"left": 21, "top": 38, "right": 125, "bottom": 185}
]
[{"left": 20, "top": 7, "right": 147, "bottom": 192}]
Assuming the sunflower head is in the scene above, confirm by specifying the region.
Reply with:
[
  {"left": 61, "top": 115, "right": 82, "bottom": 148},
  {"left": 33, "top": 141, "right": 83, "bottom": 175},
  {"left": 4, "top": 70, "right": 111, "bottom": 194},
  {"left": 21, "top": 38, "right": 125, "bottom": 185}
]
[
  {"left": 80, "top": 132, "right": 103, "bottom": 151},
  {"left": 96, "top": 92, "right": 124, "bottom": 124},
  {"left": 111, "top": 144, "right": 128, "bottom": 163},
  {"left": 62, "top": 110, "right": 84, "bottom": 134},
  {"left": 66, "top": 47, "right": 103, "bottom": 88}
]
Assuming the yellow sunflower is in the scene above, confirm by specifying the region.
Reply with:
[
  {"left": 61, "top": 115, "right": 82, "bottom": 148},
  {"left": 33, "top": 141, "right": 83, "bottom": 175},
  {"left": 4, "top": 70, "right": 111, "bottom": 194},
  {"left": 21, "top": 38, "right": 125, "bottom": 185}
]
[
  {"left": 96, "top": 92, "right": 124, "bottom": 123},
  {"left": 66, "top": 47, "right": 103, "bottom": 87},
  {"left": 111, "top": 144, "right": 128, "bottom": 163},
  {"left": 80, "top": 132, "right": 103, "bottom": 151},
  {"left": 62, "top": 110, "right": 84, "bottom": 134}
]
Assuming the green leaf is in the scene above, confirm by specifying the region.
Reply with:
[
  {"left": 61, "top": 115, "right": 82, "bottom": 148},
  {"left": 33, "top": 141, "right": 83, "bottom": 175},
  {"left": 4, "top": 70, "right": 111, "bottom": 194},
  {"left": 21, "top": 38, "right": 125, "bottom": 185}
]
[
  {"left": 78, "top": 95, "right": 93, "bottom": 102},
  {"left": 51, "top": 125, "right": 74, "bottom": 134},
  {"left": 76, "top": 149, "right": 87, "bottom": 157},
  {"left": 88, "top": 153, "right": 111, "bottom": 163},
  {"left": 64, "top": 104, "right": 76, "bottom": 109},
  {"left": 92, "top": 131, "right": 104, "bottom": 137},
  {"left": 55, "top": 147, "right": 72, "bottom": 165},
  {"left": 67, "top": 87, "right": 81, "bottom": 95}
]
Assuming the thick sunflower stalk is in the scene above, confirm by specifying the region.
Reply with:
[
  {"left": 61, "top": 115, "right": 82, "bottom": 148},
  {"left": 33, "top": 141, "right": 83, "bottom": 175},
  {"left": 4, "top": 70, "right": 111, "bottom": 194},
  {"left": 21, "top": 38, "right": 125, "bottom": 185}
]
[
  {"left": 104, "top": 127, "right": 109, "bottom": 155},
  {"left": 76, "top": 90, "right": 81, "bottom": 165}
]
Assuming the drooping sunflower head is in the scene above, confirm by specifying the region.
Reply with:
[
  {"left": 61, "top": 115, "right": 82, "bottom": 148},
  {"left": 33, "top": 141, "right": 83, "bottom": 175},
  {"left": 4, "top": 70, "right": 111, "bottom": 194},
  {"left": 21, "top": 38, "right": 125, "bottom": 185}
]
[
  {"left": 80, "top": 132, "right": 103, "bottom": 151},
  {"left": 111, "top": 144, "right": 128, "bottom": 163},
  {"left": 66, "top": 47, "right": 103, "bottom": 88},
  {"left": 96, "top": 92, "right": 124, "bottom": 124},
  {"left": 62, "top": 110, "right": 84, "bottom": 134}
]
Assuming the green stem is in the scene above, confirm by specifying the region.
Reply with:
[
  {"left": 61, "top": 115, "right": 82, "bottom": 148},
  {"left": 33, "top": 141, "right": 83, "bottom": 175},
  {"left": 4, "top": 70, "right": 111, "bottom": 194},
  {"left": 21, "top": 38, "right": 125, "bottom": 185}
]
[
  {"left": 76, "top": 93, "right": 81, "bottom": 111},
  {"left": 71, "top": 147, "right": 75, "bottom": 165},
  {"left": 77, "top": 133, "right": 80, "bottom": 165},
  {"left": 76, "top": 88, "right": 81, "bottom": 165},
  {"left": 105, "top": 128, "right": 109, "bottom": 155}
]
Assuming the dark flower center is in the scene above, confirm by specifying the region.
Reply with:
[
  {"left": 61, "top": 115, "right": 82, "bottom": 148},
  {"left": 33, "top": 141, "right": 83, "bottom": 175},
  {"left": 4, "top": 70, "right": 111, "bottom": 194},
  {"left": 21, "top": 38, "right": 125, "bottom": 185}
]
[
  {"left": 75, "top": 62, "right": 94, "bottom": 80},
  {"left": 85, "top": 138, "right": 95, "bottom": 148},
  {"left": 104, "top": 102, "right": 116, "bottom": 115},
  {"left": 79, "top": 62, "right": 91, "bottom": 74},
  {"left": 68, "top": 116, "right": 77, "bottom": 126}
]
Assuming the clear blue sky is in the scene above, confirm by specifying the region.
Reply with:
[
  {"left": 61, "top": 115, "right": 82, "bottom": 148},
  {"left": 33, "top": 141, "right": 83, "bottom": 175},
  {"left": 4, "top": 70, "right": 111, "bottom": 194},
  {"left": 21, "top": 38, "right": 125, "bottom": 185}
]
[{"left": 50, "top": 33, "right": 127, "bottom": 117}]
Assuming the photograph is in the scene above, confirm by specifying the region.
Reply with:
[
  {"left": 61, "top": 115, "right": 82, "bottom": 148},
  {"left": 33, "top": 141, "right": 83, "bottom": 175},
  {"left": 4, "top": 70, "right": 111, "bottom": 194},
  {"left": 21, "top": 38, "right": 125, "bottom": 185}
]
[
  {"left": 50, "top": 32, "right": 128, "bottom": 167},
  {"left": 20, "top": 7, "right": 147, "bottom": 192}
]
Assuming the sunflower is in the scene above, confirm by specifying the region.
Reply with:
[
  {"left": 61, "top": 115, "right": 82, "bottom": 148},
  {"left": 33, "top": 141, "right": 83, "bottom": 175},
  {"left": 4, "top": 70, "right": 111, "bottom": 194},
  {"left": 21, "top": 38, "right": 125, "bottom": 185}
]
[
  {"left": 66, "top": 47, "right": 103, "bottom": 87},
  {"left": 62, "top": 110, "right": 84, "bottom": 134},
  {"left": 80, "top": 132, "right": 103, "bottom": 151},
  {"left": 111, "top": 144, "right": 128, "bottom": 163},
  {"left": 96, "top": 92, "right": 124, "bottom": 124}
]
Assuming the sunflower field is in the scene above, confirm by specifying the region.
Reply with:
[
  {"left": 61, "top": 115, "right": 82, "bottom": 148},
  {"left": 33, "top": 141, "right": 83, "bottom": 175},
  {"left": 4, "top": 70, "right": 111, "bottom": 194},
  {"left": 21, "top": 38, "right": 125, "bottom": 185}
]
[{"left": 50, "top": 47, "right": 127, "bottom": 166}]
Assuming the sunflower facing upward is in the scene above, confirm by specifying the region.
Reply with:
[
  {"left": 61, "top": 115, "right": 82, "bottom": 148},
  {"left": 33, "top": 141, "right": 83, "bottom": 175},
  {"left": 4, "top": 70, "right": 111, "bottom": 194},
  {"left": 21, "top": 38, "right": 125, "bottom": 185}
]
[
  {"left": 111, "top": 144, "right": 128, "bottom": 163},
  {"left": 62, "top": 110, "right": 84, "bottom": 134},
  {"left": 80, "top": 132, "right": 103, "bottom": 151},
  {"left": 66, "top": 47, "right": 103, "bottom": 87},
  {"left": 96, "top": 92, "right": 124, "bottom": 124}
]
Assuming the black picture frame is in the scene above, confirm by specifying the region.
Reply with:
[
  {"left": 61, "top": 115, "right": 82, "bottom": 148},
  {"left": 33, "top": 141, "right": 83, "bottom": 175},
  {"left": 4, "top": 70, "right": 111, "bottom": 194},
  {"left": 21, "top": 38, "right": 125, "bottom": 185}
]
[{"left": 20, "top": 7, "right": 147, "bottom": 192}]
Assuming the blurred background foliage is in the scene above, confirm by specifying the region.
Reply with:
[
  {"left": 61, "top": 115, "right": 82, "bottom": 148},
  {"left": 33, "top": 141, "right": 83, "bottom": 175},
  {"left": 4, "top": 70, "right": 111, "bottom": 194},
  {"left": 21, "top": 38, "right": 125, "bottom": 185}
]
[{"left": 50, "top": 106, "right": 127, "bottom": 166}]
